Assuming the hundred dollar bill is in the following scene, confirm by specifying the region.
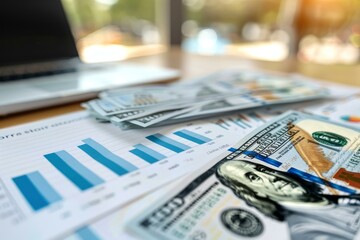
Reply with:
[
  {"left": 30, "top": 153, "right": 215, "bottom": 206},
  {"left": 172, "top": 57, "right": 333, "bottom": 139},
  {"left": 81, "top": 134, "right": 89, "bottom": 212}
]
[
  {"left": 124, "top": 102, "right": 214, "bottom": 128},
  {"left": 83, "top": 97, "right": 207, "bottom": 122},
  {"left": 110, "top": 102, "right": 203, "bottom": 123},
  {"left": 129, "top": 110, "right": 360, "bottom": 240},
  {"left": 102, "top": 84, "right": 233, "bottom": 109},
  {"left": 174, "top": 86, "right": 327, "bottom": 120}
]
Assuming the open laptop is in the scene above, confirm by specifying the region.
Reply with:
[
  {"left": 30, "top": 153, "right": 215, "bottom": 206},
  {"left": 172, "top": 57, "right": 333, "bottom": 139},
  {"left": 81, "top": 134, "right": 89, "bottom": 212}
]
[{"left": 0, "top": 0, "right": 179, "bottom": 116}]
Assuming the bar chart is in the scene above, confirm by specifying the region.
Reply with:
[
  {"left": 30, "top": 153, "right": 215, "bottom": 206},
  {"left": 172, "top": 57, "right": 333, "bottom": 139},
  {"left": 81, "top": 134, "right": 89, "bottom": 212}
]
[
  {"left": 11, "top": 129, "right": 215, "bottom": 211},
  {"left": 0, "top": 111, "right": 253, "bottom": 240}
]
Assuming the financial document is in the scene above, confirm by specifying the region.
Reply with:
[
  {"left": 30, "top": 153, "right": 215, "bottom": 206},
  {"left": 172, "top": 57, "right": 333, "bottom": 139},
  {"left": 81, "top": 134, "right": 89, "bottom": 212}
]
[{"left": 0, "top": 110, "right": 265, "bottom": 239}]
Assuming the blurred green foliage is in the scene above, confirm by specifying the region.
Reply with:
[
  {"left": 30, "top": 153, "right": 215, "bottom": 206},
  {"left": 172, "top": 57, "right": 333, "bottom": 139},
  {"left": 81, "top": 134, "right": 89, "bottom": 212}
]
[{"left": 62, "top": 0, "right": 156, "bottom": 38}]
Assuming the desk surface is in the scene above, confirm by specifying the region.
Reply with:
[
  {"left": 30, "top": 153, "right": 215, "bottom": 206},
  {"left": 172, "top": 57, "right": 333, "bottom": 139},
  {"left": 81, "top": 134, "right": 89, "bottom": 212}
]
[{"left": 1, "top": 47, "right": 360, "bottom": 128}]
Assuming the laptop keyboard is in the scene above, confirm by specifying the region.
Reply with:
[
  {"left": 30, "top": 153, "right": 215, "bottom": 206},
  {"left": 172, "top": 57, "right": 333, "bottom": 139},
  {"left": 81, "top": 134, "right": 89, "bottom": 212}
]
[{"left": 0, "top": 68, "right": 78, "bottom": 82}]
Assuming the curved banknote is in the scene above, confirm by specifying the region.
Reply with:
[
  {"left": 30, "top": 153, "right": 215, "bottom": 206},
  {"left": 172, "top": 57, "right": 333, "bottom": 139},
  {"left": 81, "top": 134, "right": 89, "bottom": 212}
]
[{"left": 129, "top": 111, "right": 360, "bottom": 240}]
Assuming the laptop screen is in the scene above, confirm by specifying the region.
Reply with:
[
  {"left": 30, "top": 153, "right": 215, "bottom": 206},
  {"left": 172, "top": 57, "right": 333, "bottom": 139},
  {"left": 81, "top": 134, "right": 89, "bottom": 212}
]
[{"left": 0, "top": 0, "right": 79, "bottom": 67}]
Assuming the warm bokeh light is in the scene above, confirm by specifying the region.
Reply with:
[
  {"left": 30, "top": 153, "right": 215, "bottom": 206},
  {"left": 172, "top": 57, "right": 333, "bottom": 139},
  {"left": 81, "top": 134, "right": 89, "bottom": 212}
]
[
  {"left": 62, "top": 0, "right": 360, "bottom": 64},
  {"left": 182, "top": 0, "right": 360, "bottom": 64}
]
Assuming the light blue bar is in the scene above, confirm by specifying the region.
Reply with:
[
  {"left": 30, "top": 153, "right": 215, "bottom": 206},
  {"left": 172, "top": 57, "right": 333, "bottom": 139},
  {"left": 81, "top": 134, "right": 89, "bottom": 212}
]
[
  {"left": 27, "top": 172, "right": 62, "bottom": 204},
  {"left": 46, "top": 153, "right": 93, "bottom": 190},
  {"left": 130, "top": 144, "right": 166, "bottom": 163},
  {"left": 146, "top": 134, "right": 190, "bottom": 153},
  {"left": 77, "top": 226, "right": 101, "bottom": 240},
  {"left": 79, "top": 144, "right": 129, "bottom": 176},
  {"left": 132, "top": 144, "right": 166, "bottom": 161},
  {"left": 45, "top": 151, "right": 104, "bottom": 190},
  {"left": 55, "top": 151, "right": 104, "bottom": 186},
  {"left": 174, "top": 129, "right": 211, "bottom": 144},
  {"left": 82, "top": 138, "right": 137, "bottom": 172}
]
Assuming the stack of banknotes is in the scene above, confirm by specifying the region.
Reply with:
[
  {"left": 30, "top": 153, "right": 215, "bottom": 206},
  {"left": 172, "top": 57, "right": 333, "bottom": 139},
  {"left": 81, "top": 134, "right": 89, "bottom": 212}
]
[{"left": 82, "top": 70, "right": 328, "bottom": 129}]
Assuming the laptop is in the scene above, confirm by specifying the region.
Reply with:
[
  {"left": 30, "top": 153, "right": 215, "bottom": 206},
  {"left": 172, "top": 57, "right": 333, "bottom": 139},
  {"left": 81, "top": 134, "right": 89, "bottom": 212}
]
[{"left": 0, "top": 0, "right": 179, "bottom": 116}]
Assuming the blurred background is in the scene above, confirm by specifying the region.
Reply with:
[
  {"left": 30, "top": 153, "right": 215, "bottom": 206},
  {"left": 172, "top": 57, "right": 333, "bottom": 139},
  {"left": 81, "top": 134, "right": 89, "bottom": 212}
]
[{"left": 62, "top": 0, "right": 360, "bottom": 64}]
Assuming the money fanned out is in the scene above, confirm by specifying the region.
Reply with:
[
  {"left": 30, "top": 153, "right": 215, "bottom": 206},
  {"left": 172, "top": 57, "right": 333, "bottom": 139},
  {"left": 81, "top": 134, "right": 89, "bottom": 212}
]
[
  {"left": 82, "top": 70, "right": 328, "bottom": 129},
  {"left": 128, "top": 110, "right": 360, "bottom": 240}
]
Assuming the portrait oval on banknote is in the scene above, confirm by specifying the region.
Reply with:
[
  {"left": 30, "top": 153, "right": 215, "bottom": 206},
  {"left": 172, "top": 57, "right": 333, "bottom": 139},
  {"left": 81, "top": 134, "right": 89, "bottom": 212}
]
[{"left": 220, "top": 208, "right": 263, "bottom": 237}]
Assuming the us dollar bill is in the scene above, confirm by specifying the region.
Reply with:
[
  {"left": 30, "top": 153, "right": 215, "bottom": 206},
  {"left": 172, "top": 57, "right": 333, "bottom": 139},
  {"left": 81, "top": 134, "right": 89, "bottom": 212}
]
[
  {"left": 102, "top": 84, "right": 232, "bottom": 110},
  {"left": 110, "top": 102, "right": 202, "bottom": 124},
  {"left": 124, "top": 101, "right": 215, "bottom": 128},
  {"left": 129, "top": 110, "right": 360, "bottom": 240},
  {"left": 174, "top": 86, "right": 327, "bottom": 120}
]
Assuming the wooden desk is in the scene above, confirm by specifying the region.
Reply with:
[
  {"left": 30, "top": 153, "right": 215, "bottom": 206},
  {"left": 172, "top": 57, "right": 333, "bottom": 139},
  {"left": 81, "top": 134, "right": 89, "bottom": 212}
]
[{"left": 1, "top": 47, "right": 360, "bottom": 128}]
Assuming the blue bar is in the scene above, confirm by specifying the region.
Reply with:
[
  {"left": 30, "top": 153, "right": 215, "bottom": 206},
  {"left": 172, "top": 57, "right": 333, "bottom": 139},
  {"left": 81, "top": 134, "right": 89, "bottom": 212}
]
[
  {"left": 27, "top": 172, "right": 62, "bottom": 204},
  {"left": 13, "top": 171, "right": 61, "bottom": 211},
  {"left": 45, "top": 151, "right": 104, "bottom": 191},
  {"left": 76, "top": 226, "right": 101, "bottom": 240},
  {"left": 79, "top": 138, "right": 137, "bottom": 175},
  {"left": 130, "top": 144, "right": 166, "bottom": 164},
  {"left": 174, "top": 129, "right": 211, "bottom": 144},
  {"left": 146, "top": 134, "right": 190, "bottom": 153}
]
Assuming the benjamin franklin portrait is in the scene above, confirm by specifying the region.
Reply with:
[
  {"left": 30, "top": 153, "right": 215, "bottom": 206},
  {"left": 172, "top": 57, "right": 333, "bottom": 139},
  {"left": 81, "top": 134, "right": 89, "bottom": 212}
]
[{"left": 216, "top": 160, "right": 360, "bottom": 240}]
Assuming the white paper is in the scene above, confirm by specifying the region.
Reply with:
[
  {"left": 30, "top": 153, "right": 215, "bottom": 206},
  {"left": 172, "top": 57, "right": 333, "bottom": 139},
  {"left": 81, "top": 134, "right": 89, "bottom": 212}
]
[{"left": 0, "top": 111, "right": 264, "bottom": 239}]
